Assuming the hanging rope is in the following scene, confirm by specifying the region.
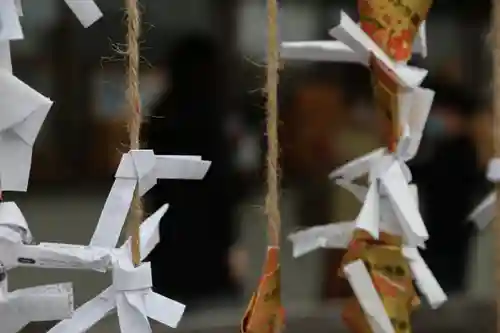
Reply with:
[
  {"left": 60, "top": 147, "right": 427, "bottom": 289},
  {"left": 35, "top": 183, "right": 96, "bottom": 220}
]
[
  {"left": 265, "top": 0, "right": 281, "bottom": 247},
  {"left": 125, "top": 0, "right": 142, "bottom": 266},
  {"left": 492, "top": 0, "right": 500, "bottom": 331}
]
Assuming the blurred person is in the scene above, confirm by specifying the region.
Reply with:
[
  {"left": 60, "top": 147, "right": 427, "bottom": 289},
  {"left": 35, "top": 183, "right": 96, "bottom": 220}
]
[
  {"left": 281, "top": 71, "right": 350, "bottom": 228},
  {"left": 409, "top": 79, "right": 489, "bottom": 294},
  {"left": 470, "top": 107, "right": 493, "bottom": 170},
  {"left": 143, "top": 34, "right": 241, "bottom": 309},
  {"left": 281, "top": 66, "right": 358, "bottom": 299},
  {"left": 466, "top": 106, "right": 494, "bottom": 295}
]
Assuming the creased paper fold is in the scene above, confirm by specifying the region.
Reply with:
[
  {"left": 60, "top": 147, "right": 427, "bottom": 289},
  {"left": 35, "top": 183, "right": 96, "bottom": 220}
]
[
  {"left": 0, "top": 70, "right": 53, "bottom": 192},
  {"left": 47, "top": 203, "right": 186, "bottom": 333}
]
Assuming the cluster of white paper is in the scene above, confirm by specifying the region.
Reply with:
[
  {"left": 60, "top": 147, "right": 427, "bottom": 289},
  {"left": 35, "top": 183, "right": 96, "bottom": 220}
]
[
  {"left": 0, "top": 1, "right": 101, "bottom": 331},
  {"left": 0, "top": 151, "right": 211, "bottom": 332},
  {"left": 283, "top": 11, "right": 446, "bottom": 333},
  {"left": 0, "top": 2, "right": 215, "bottom": 332}
]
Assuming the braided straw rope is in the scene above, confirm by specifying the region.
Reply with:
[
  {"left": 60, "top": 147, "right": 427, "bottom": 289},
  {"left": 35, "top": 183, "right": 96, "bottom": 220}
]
[
  {"left": 265, "top": 0, "right": 281, "bottom": 247},
  {"left": 125, "top": 0, "right": 142, "bottom": 266}
]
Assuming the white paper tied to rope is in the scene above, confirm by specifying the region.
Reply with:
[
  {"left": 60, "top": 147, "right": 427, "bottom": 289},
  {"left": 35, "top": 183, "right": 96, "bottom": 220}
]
[
  {"left": 91, "top": 150, "right": 211, "bottom": 249},
  {"left": 280, "top": 12, "right": 428, "bottom": 89},
  {"left": 0, "top": 201, "right": 112, "bottom": 272},
  {"left": 329, "top": 152, "right": 427, "bottom": 247},
  {"left": 48, "top": 203, "right": 186, "bottom": 333},
  {"left": 327, "top": 85, "right": 434, "bottom": 246},
  {"left": 281, "top": 19, "right": 428, "bottom": 63},
  {"left": 288, "top": 223, "right": 447, "bottom": 310},
  {"left": 288, "top": 171, "right": 447, "bottom": 310}
]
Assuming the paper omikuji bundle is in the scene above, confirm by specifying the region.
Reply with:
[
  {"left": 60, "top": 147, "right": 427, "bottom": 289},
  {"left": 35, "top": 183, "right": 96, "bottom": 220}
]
[
  {"left": 0, "top": 1, "right": 213, "bottom": 332},
  {"left": 283, "top": 1, "right": 448, "bottom": 332}
]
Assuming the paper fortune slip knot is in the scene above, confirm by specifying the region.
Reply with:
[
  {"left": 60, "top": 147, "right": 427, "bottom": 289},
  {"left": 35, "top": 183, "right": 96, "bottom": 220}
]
[
  {"left": 48, "top": 203, "right": 186, "bottom": 333},
  {"left": 90, "top": 150, "right": 211, "bottom": 249},
  {"left": 242, "top": 247, "right": 284, "bottom": 333},
  {"left": 357, "top": 0, "right": 433, "bottom": 62}
]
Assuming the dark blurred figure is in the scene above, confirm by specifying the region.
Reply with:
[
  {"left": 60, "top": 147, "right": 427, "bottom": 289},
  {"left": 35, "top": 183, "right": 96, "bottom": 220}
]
[
  {"left": 410, "top": 79, "right": 489, "bottom": 294},
  {"left": 143, "top": 34, "right": 239, "bottom": 308}
]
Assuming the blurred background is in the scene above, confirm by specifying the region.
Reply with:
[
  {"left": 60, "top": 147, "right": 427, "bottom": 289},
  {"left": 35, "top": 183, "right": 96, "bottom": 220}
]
[{"left": 6, "top": 0, "right": 497, "bottom": 332}]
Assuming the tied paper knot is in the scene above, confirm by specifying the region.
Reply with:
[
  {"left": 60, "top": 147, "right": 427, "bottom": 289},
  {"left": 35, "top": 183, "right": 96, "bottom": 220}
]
[
  {"left": 92, "top": 150, "right": 210, "bottom": 250},
  {"left": 330, "top": 151, "right": 428, "bottom": 247},
  {"left": 113, "top": 262, "right": 153, "bottom": 292},
  {"left": 47, "top": 203, "right": 187, "bottom": 333},
  {"left": 288, "top": 223, "right": 447, "bottom": 310},
  {"left": 116, "top": 150, "right": 157, "bottom": 196}
]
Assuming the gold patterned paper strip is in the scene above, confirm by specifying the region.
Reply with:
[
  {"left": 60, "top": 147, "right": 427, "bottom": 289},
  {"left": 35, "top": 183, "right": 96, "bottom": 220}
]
[
  {"left": 340, "top": 231, "right": 419, "bottom": 333},
  {"left": 358, "top": 0, "right": 433, "bottom": 61},
  {"left": 241, "top": 247, "right": 284, "bottom": 333}
]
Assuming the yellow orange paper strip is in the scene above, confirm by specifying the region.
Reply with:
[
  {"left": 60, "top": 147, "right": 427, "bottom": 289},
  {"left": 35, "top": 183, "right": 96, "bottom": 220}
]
[
  {"left": 241, "top": 247, "right": 284, "bottom": 333},
  {"left": 358, "top": 0, "right": 433, "bottom": 151}
]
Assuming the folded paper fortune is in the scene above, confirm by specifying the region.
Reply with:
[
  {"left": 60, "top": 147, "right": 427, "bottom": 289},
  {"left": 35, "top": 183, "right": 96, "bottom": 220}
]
[{"left": 46, "top": 150, "right": 211, "bottom": 333}]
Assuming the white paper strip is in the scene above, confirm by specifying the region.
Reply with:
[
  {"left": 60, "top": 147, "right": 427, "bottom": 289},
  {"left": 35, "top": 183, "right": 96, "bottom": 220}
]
[
  {"left": 0, "top": 283, "right": 74, "bottom": 333},
  {"left": 329, "top": 12, "right": 427, "bottom": 89},
  {"left": 0, "top": 41, "right": 12, "bottom": 72},
  {"left": 0, "top": 0, "right": 23, "bottom": 40},
  {"left": 412, "top": 21, "right": 427, "bottom": 58},
  {"left": 469, "top": 191, "right": 495, "bottom": 230},
  {"left": 64, "top": 0, "right": 103, "bottom": 28},
  {"left": 0, "top": 70, "right": 53, "bottom": 192},
  {"left": 91, "top": 151, "right": 211, "bottom": 249},
  {"left": 344, "top": 260, "right": 395, "bottom": 333},
  {"left": 402, "top": 247, "right": 447, "bottom": 309}
]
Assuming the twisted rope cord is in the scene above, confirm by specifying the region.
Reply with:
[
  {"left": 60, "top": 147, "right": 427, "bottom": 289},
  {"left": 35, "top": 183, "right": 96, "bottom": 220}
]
[
  {"left": 125, "top": 0, "right": 142, "bottom": 266},
  {"left": 265, "top": 0, "right": 281, "bottom": 247}
]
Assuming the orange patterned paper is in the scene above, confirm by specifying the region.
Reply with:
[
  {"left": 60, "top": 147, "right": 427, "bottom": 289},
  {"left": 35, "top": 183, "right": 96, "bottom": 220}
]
[
  {"left": 241, "top": 247, "right": 284, "bottom": 333},
  {"left": 358, "top": 0, "right": 433, "bottom": 62},
  {"left": 340, "top": 230, "right": 419, "bottom": 333}
]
